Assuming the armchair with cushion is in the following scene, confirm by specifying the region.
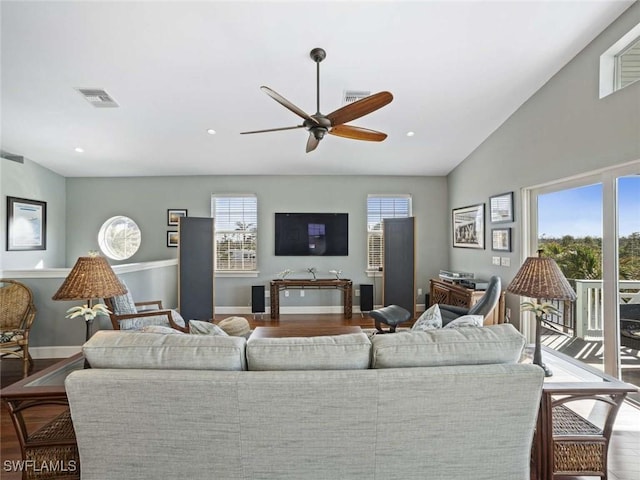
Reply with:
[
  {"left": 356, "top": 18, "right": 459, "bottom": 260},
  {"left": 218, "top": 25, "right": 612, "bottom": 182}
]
[
  {"left": 439, "top": 275, "right": 502, "bottom": 326},
  {"left": 103, "top": 279, "right": 188, "bottom": 333},
  {"left": 0, "top": 279, "right": 36, "bottom": 377}
]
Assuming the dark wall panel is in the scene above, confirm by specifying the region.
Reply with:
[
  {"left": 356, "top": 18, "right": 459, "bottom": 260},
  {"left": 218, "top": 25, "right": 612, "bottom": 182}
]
[
  {"left": 383, "top": 217, "right": 415, "bottom": 316},
  {"left": 179, "top": 217, "right": 214, "bottom": 320}
]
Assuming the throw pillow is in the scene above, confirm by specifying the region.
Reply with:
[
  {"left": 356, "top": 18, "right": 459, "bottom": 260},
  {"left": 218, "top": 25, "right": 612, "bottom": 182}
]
[
  {"left": 443, "top": 315, "right": 484, "bottom": 328},
  {"left": 109, "top": 279, "right": 137, "bottom": 315},
  {"left": 141, "top": 325, "right": 185, "bottom": 335},
  {"left": 218, "top": 316, "right": 251, "bottom": 337},
  {"left": 189, "top": 319, "right": 229, "bottom": 336},
  {"left": 411, "top": 303, "right": 442, "bottom": 331}
]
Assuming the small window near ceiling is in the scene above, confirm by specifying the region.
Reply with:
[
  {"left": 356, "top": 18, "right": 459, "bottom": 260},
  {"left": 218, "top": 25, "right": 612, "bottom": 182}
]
[
  {"left": 367, "top": 195, "right": 412, "bottom": 271},
  {"left": 98, "top": 216, "right": 141, "bottom": 260},
  {"left": 600, "top": 24, "right": 640, "bottom": 98},
  {"left": 212, "top": 195, "right": 258, "bottom": 271},
  {"left": 616, "top": 35, "right": 640, "bottom": 90}
]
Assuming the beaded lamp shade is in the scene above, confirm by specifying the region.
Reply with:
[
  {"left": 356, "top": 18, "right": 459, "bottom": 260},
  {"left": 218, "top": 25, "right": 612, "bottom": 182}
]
[
  {"left": 52, "top": 256, "right": 126, "bottom": 301},
  {"left": 507, "top": 251, "right": 576, "bottom": 301}
]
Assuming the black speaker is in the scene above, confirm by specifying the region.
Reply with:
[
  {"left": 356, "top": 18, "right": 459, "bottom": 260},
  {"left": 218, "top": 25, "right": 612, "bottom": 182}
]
[
  {"left": 251, "top": 285, "right": 265, "bottom": 313},
  {"left": 360, "top": 284, "right": 374, "bottom": 312}
]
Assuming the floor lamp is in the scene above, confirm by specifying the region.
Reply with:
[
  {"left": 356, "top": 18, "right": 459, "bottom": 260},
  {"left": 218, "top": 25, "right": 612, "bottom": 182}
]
[
  {"left": 52, "top": 255, "right": 127, "bottom": 341},
  {"left": 507, "top": 250, "right": 577, "bottom": 377}
]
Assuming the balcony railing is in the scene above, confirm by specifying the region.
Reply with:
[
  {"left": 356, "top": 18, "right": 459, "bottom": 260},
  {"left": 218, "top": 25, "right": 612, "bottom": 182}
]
[{"left": 550, "top": 279, "right": 640, "bottom": 340}]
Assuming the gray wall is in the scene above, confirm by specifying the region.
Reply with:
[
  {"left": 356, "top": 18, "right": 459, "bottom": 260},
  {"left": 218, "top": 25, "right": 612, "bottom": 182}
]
[
  {"left": 66, "top": 175, "right": 449, "bottom": 310},
  {"left": 0, "top": 158, "right": 66, "bottom": 269},
  {"left": 447, "top": 2, "right": 640, "bottom": 327}
]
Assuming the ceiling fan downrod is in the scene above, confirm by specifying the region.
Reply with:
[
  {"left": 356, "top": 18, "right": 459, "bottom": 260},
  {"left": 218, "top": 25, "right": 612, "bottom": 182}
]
[{"left": 310, "top": 47, "right": 325, "bottom": 115}]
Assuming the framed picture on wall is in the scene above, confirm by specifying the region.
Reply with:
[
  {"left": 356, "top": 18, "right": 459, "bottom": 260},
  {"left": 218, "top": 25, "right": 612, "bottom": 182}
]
[
  {"left": 167, "top": 231, "right": 179, "bottom": 247},
  {"left": 167, "top": 209, "right": 187, "bottom": 226},
  {"left": 489, "top": 192, "right": 514, "bottom": 223},
  {"left": 6, "top": 196, "right": 47, "bottom": 251},
  {"left": 452, "top": 203, "right": 484, "bottom": 249},
  {"left": 491, "top": 228, "right": 512, "bottom": 252}
]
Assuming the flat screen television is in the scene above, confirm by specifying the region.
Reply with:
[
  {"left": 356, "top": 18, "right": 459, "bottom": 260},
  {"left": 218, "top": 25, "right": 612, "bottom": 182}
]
[{"left": 275, "top": 213, "right": 348, "bottom": 256}]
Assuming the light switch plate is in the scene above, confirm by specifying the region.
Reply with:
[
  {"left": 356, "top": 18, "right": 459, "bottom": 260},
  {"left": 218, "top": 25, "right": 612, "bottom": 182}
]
[
  {"left": 501, "top": 257, "right": 510, "bottom": 267},
  {"left": 492, "top": 256, "right": 501, "bottom": 265}
]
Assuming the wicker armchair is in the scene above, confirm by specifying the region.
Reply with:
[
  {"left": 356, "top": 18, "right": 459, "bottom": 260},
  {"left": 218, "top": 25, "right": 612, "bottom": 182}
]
[{"left": 0, "top": 279, "right": 37, "bottom": 377}]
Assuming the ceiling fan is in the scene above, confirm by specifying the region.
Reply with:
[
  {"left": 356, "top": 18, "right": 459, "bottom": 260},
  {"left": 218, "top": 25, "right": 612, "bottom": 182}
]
[{"left": 241, "top": 48, "right": 393, "bottom": 153}]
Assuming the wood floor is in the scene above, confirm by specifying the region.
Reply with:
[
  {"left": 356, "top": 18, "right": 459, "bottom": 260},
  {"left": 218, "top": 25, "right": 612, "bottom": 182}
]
[{"left": 1, "top": 314, "right": 639, "bottom": 480}]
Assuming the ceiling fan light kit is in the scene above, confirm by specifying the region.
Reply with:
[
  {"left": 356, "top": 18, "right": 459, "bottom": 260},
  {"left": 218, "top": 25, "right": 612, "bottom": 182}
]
[{"left": 241, "top": 48, "right": 393, "bottom": 153}]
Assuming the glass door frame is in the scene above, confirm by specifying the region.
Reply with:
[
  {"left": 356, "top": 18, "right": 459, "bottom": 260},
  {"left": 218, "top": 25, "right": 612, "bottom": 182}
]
[{"left": 523, "top": 160, "right": 640, "bottom": 379}]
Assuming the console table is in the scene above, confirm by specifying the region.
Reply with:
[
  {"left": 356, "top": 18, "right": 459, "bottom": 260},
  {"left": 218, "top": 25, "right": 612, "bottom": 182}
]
[{"left": 269, "top": 279, "right": 353, "bottom": 319}]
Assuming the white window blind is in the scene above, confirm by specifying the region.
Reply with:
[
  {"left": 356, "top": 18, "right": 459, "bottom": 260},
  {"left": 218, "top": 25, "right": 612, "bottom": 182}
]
[
  {"left": 367, "top": 195, "right": 412, "bottom": 270},
  {"left": 212, "top": 195, "right": 257, "bottom": 271}
]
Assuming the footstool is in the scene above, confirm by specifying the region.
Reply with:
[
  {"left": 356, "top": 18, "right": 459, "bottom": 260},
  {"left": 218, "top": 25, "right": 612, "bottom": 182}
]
[{"left": 369, "top": 305, "right": 411, "bottom": 333}]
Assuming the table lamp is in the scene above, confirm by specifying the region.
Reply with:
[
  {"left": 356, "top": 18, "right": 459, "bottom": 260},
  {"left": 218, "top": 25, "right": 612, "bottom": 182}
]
[
  {"left": 52, "top": 254, "right": 126, "bottom": 340},
  {"left": 507, "top": 250, "right": 577, "bottom": 377}
]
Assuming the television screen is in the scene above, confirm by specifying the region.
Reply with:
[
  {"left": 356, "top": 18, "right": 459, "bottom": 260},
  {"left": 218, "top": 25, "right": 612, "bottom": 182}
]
[{"left": 275, "top": 213, "right": 348, "bottom": 256}]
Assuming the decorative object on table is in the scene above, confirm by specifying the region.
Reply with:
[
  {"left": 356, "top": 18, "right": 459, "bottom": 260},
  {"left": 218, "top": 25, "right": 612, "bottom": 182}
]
[
  {"left": 65, "top": 303, "right": 111, "bottom": 332},
  {"left": 167, "top": 209, "right": 187, "bottom": 226},
  {"left": 329, "top": 269, "right": 342, "bottom": 280},
  {"left": 167, "top": 231, "right": 179, "bottom": 247},
  {"left": 52, "top": 253, "right": 126, "bottom": 341},
  {"left": 277, "top": 269, "right": 292, "bottom": 280},
  {"left": 506, "top": 250, "right": 576, "bottom": 377},
  {"left": 6, "top": 196, "right": 47, "bottom": 251},
  {"left": 452, "top": 204, "right": 484, "bottom": 249},
  {"left": 0, "top": 279, "right": 37, "bottom": 377},
  {"left": 307, "top": 267, "right": 317, "bottom": 280},
  {"left": 491, "top": 228, "right": 511, "bottom": 252},
  {"left": 489, "top": 191, "right": 514, "bottom": 223}
]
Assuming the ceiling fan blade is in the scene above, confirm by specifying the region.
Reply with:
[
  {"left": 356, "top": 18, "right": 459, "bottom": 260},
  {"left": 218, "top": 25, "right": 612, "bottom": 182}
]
[
  {"left": 240, "top": 125, "right": 304, "bottom": 135},
  {"left": 260, "top": 86, "right": 319, "bottom": 125},
  {"left": 326, "top": 91, "right": 393, "bottom": 126},
  {"left": 329, "top": 125, "right": 388, "bottom": 142},
  {"left": 306, "top": 133, "right": 320, "bottom": 153}
]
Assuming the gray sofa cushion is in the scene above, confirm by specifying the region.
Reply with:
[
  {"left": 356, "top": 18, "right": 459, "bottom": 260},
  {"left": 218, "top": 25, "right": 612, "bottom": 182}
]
[
  {"left": 370, "top": 323, "right": 525, "bottom": 368},
  {"left": 246, "top": 333, "right": 371, "bottom": 370},
  {"left": 83, "top": 330, "right": 247, "bottom": 371}
]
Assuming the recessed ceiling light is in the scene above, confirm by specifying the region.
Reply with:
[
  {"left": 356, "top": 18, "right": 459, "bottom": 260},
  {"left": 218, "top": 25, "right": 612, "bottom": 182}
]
[
  {"left": 207, "top": 129, "right": 216, "bottom": 135},
  {"left": 406, "top": 131, "right": 415, "bottom": 137},
  {"left": 74, "top": 147, "right": 84, "bottom": 153}
]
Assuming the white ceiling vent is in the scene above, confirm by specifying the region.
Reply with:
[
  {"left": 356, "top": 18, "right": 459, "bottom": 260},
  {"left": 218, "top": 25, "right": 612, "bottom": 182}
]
[
  {"left": 76, "top": 88, "right": 119, "bottom": 108},
  {"left": 343, "top": 90, "right": 371, "bottom": 104}
]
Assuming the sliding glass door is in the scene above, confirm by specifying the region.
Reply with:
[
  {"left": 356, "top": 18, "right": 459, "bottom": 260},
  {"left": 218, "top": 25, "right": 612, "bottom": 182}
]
[{"left": 528, "top": 163, "right": 639, "bottom": 402}]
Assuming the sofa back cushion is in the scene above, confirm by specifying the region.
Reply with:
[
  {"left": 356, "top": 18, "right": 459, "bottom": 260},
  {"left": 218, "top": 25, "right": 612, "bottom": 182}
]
[
  {"left": 370, "top": 323, "right": 525, "bottom": 368},
  {"left": 246, "top": 333, "right": 371, "bottom": 370},
  {"left": 83, "top": 330, "right": 247, "bottom": 371}
]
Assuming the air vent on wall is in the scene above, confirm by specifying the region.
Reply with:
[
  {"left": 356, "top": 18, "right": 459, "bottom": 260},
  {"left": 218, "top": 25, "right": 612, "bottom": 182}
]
[
  {"left": 76, "top": 88, "right": 119, "bottom": 108},
  {"left": 1, "top": 150, "right": 24, "bottom": 163},
  {"left": 343, "top": 90, "right": 371, "bottom": 104}
]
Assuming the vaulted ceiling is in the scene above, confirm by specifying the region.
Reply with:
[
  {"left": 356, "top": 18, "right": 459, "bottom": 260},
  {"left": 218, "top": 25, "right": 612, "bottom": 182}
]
[{"left": 1, "top": 1, "right": 634, "bottom": 177}]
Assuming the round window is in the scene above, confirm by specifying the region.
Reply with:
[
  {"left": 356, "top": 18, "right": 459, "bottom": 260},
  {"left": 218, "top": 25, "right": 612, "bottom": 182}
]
[{"left": 98, "top": 216, "right": 141, "bottom": 260}]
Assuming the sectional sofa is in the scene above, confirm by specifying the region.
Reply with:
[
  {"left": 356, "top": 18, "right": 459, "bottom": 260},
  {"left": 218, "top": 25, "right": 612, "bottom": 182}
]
[{"left": 65, "top": 324, "right": 543, "bottom": 480}]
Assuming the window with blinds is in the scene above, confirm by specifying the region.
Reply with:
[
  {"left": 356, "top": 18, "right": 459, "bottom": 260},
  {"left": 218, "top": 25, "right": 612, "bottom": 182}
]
[
  {"left": 367, "top": 195, "right": 412, "bottom": 270},
  {"left": 211, "top": 195, "right": 257, "bottom": 271},
  {"left": 616, "top": 35, "right": 640, "bottom": 90}
]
